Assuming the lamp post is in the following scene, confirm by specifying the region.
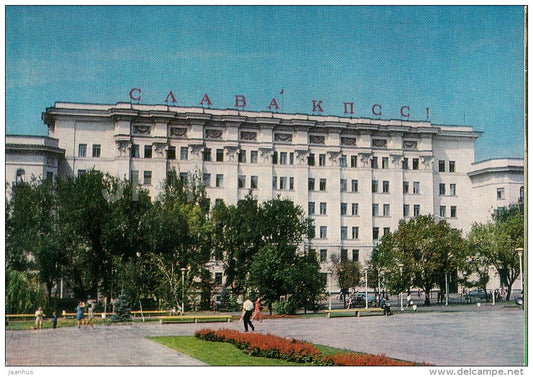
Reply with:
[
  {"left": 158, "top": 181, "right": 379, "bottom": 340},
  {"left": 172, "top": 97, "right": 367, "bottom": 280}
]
[
  {"left": 180, "top": 267, "right": 187, "bottom": 316},
  {"left": 445, "top": 272, "right": 449, "bottom": 306},
  {"left": 364, "top": 267, "right": 369, "bottom": 309},
  {"left": 398, "top": 263, "right": 404, "bottom": 311},
  {"left": 328, "top": 270, "right": 333, "bottom": 310}
]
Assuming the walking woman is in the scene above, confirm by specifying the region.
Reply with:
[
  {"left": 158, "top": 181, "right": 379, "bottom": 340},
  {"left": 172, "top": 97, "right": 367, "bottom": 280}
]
[
  {"left": 75, "top": 301, "right": 85, "bottom": 329},
  {"left": 251, "top": 296, "right": 263, "bottom": 322}
]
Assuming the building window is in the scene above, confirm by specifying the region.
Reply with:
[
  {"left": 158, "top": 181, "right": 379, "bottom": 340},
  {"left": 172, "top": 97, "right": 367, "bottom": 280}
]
[
  {"left": 319, "top": 154, "right": 326, "bottom": 166},
  {"left": 319, "top": 202, "right": 327, "bottom": 215},
  {"left": 167, "top": 146, "right": 176, "bottom": 160},
  {"left": 203, "top": 173, "right": 211, "bottom": 187},
  {"left": 320, "top": 249, "right": 327, "bottom": 263},
  {"left": 341, "top": 227, "right": 347, "bottom": 241},
  {"left": 520, "top": 186, "right": 524, "bottom": 202},
  {"left": 203, "top": 148, "right": 212, "bottom": 161},
  {"left": 440, "top": 206, "right": 446, "bottom": 218},
  {"left": 382, "top": 157, "right": 389, "bottom": 169},
  {"left": 352, "top": 226, "right": 359, "bottom": 240},
  {"left": 272, "top": 176, "right": 278, "bottom": 190},
  {"left": 341, "top": 249, "right": 348, "bottom": 262},
  {"left": 237, "top": 150, "right": 246, "bottom": 163},
  {"left": 179, "top": 172, "right": 188, "bottom": 184},
  {"left": 352, "top": 249, "right": 359, "bottom": 262},
  {"left": 351, "top": 179, "right": 359, "bottom": 192},
  {"left": 319, "top": 179, "right": 327, "bottom": 191},
  {"left": 402, "top": 158, "right": 409, "bottom": 170},
  {"left": 92, "top": 144, "right": 101, "bottom": 158},
  {"left": 371, "top": 157, "right": 378, "bottom": 169},
  {"left": 280, "top": 152, "right": 287, "bottom": 165},
  {"left": 308, "top": 202, "right": 315, "bottom": 215},
  {"left": 272, "top": 151, "right": 278, "bottom": 164},
  {"left": 250, "top": 150, "right": 258, "bottom": 163},
  {"left": 450, "top": 183, "right": 456, "bottom": 196},
  {"left": 143, "top": 171, "right": 152, "bottom": 185},
  {"left": 383, "top": 204, "right": 390, "bottom": 217},
  {"left": 309, "top": 226, "right": 316, "bottom": 239},
  {"left": 130, "top": 144, "right": 139, "bottom": 158},
  {"left": 382, "top": 181, "right": 390, "bottom": 193},
  {"left": 384, "top": 227, "right": 390, "bottom": 235},
  {"left": 351, "top": 155, "right": 358, "bottom": 168},
  {"left": 412, "top": 158, "right": 419, "bottom": 170},
  {"left": 449, "top": 161, "right": 456, "bottom": 172},
  {"left": 403, "top": 204, "right": 410, "bottom": 217},
  {"left": 497, "top": 188, "right": 505, "bottom": 200},
  {"left": 403, "top": 181, "right": 409, "bottom": 194},
  {"left": 78, "top": 169, "right": 87, "bottom": 177},
  {"left": 351, "top": 203, "right": 359, "bottom": 216},
  {"left": 340, "top": 202, "right": 347, "bottom": 216},
  {"left": 372, "top": 204, "right": 379, "bottom": 216},
  {"left": 279, "top": 177, "right": 287, "bottom": 190},
  {"left": 340, "top": 155, "right": 347, "bottom": 167},
  {"left": 180, "top": 147, "right": 188, "bottom": 160},
  {"left": 439, "top": 160, "right": 445, "bottom": 172},
  {"left": 308, "top": 153, "right": 315, "bottom": 166},
  {"left": 215, "top": 174, "right": 223, "bottom": 188},
  {"left": 373, "top": 227, "right": 379, "bottom": 240},
  {"left": 319, "top": 226, "right": 327, "bottom": 239},
  {"left": 413, "top": 204, "right": 420, "bottom": 217},
  {"left": 214, "top": 272, "right": 223, "bottom": 285},
  {"left": 216, "top": 149, "right": 224, "bottom": 162},
  {"left": 450, "top": 206, "right": 457, "bottom": 218},
  {"left": 289, "top": 152, "right": 295, "bottom": 165},
  {"left": 439, "top": 183, "right": 446, "bottom": 196},
  {"left": 289, "top": 177, "right": 294, "bottom": 190},
  {"left": 413, "top": 181, "right": 420, "bottom": 194},
  {"left": 308, "top": 178, "right": 315, "bottom": 191},
  {"left": 340, "top": 179, "right": 347, "bottom": 192},
  {"left": 372, "top": 180, "right": 378, "bottom": 193},
  {"left": 238, "top": 175, "right": 246, "bottom": 189},
  {"left": 251, "top": 176, "right": 258, "bottom": 189},
  {"left": 143, "top": 145, "right": 152, "bottom": 159},
  {"left": 78, "top": 144, "right": 87, "bottom": 158}
]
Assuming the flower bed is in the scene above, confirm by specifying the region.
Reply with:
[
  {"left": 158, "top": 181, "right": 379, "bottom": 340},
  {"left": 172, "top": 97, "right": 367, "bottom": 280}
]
[{"left": 195, "top": 328, "right": 418, "bottom": 366}]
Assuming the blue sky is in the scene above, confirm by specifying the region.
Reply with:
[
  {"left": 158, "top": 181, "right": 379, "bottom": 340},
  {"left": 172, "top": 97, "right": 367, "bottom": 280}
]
[{"left": 5, "top": 5, "right": 525, "bottom": 161}]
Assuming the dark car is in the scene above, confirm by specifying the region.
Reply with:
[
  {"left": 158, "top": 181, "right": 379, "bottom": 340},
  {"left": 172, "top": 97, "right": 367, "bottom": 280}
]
[{"left": 465, "top": 289, "right": 489, "bottom": 301}]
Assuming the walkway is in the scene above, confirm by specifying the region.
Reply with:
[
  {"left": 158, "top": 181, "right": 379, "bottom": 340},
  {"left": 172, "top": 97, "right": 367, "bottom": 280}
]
[{"left": 6, "top": 305, "right": 525, "bottom": 366}]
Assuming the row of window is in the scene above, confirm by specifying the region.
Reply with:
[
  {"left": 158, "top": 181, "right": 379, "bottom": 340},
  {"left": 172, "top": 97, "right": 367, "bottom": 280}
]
[
  {"left": 312, "top": 249, "right": 360, "bottom": 263},
  {"left": 77, "top": 144, "right": 457, "bottom": 175},
  {"left": 309, "top": 225, "right": 391, "bottom": 241}
]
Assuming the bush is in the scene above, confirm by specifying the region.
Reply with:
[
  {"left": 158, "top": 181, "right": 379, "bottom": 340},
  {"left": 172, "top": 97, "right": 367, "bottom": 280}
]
[{"left": 273, "top": 298, "right": 297, "bottom": 315}]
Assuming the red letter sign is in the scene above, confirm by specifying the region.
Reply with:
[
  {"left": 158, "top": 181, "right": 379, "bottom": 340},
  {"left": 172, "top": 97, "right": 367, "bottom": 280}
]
[
  {"left": 372, "top": 104, "right": 382, "bottom": 116},
  {"left": 200, "top": 93, "right": 212, "bottom": 106},
  {"left": 312, "top": 100, "right": 324, "bottom": 112},
  {"left": 268, "top": 98, "right": 280, "bottom": 110},
  {"left": 165, "top": 91, "right": 178, "bottom": 103},
  {"left": 235, "top": 95, "right": 246, "bottom": 108},
  {"left": 344, "top": 102, "right": 354, "bottom": 114},
  {"left": 129, "top": 88, "right": 141, "bottom": 102},
  {"left": 400, "top": 106, "right": 410, "bottom": 118}
]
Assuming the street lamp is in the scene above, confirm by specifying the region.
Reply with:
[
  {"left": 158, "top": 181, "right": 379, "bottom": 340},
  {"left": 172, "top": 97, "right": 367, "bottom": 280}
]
[
  {"left": 328, "top": 270, "right": 333, "bottom": 310},
  {"left": 398, "top": 263, "right": 404, "bottom": 311},
  {"left": 180, "top": 267, "right": 187, "bottom": 316},
  {"left": 364, "top": 267, "right": 369, "bottom": 309}
]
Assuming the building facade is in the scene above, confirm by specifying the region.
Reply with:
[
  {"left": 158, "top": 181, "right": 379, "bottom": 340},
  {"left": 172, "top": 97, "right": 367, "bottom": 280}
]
[{"left": 6, "top": 101, "right": 524, "bottom": 291}]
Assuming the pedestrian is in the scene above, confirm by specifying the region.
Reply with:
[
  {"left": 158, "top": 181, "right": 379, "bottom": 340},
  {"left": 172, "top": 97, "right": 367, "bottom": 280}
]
[
  {"left": 76, "top": 301, "right": 85, "bottom": 329},
  {"left": 407, "top": 293, "right": 412, "bottom": 307},
  {"left": 51, "top": 311, "right": 57, "bottom": 329},
  {"left": 251, "top": 296, "right": 262, "bottom": 322},
  {"left": 241, "top": 297, "right": 255, "bottom": 332},
  {"left": 85, "top": 303, "right": 94, "bottom": 329},
  {"left": 34, "top": 307, "right": 43, "bottom": 330}
]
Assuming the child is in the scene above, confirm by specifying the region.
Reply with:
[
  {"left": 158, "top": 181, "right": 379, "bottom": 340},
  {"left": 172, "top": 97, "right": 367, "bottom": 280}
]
[
  {"left": 52, "top": 311, "right": 57, "bottom": 329},
  {"left": 34, "top": 307, "right": 43, "bottom": 330}
]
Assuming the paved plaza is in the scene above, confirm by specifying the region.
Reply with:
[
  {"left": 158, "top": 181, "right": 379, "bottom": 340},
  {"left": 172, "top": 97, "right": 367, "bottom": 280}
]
[{"left": 5, "top": 305, "right": 525, "bottom": 366}]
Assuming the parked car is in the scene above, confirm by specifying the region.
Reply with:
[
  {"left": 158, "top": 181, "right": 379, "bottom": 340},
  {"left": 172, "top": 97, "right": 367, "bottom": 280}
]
[
  {"left": 465, "top": 289, "right": 489, "bottom": 301},
  {"left": 348, "top": 292, "right": 376, "bottom": 307}
]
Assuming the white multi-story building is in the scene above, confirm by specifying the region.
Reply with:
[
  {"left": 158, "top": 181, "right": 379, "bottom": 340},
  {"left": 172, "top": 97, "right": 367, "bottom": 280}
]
[{"left": 6, "top": 102, "right": 524, "bottom": 287}]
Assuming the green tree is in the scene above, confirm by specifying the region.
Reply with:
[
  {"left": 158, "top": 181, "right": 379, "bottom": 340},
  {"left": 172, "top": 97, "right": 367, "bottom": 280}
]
[{"left": 330, "top": 254, "right": 361, "bottom": 308}]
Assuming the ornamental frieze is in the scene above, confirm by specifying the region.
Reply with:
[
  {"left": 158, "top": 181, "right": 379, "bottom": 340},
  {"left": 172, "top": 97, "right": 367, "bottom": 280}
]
[
  {"left": 309, "top": 135, "right": 325, "bottom": 144},
  {"left": 170, "top": 127, "right": 187, "bottom": 137},
  {"left": 274, "top": 133, "right": 293, "bottom": 143},
  {"left": 205, "top": 129, "right": 223, "bottom": 139},
  {"left": 240, "top": 131, "right": 257, "bottom": 141},
  {"left": 341, "top": 137, "right": 356, "bottom": 146},
  {"left": 403, "top": 140, "right": 418, "bottom": 150},
  {"left": 132, "top": 125, "right": 151, "bottom": 135},
  {"left": 372, "top": 139, "right": 387, "bottom": 148}
]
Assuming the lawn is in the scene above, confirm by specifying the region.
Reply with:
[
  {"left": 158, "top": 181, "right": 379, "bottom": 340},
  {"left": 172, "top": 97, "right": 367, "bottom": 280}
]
[{"left": 151, "top": 336, "right": 304, "bottom": 366}]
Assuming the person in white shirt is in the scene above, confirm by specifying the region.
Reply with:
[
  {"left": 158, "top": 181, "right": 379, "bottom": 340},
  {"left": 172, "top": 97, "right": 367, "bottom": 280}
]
[{"left": 241, "top": 298, "right": 255, "bottom": 332}]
